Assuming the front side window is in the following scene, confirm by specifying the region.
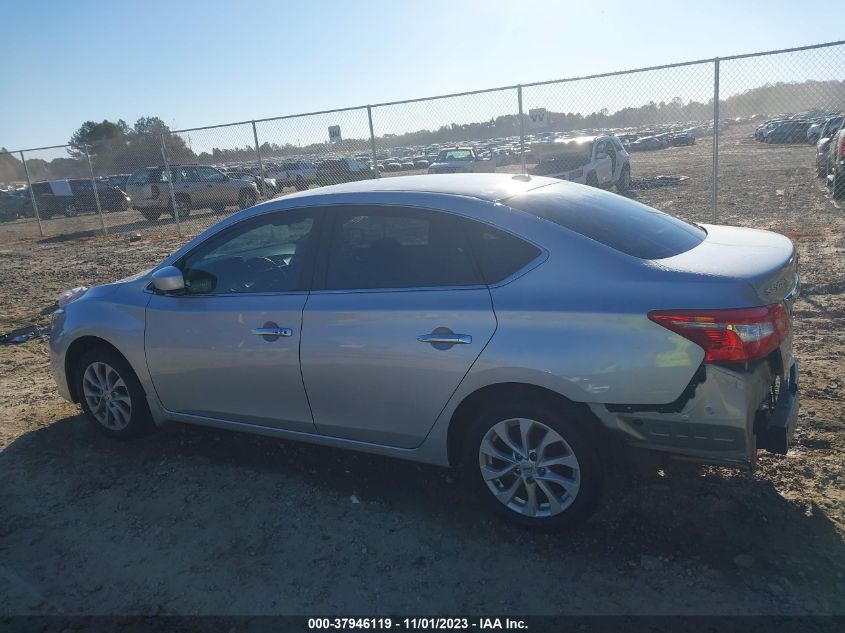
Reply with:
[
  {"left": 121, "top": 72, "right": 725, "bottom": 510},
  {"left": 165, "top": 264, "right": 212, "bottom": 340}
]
[
  {"left": 199, "top": 166, "right": 228, "bottom": 183},
  {"left": 178, "top": 210, "right": 317, "bottom": 295},
  {"left": 180, "top": 167, "right": 202, "bottom": 183},
  {"left": 324, "top": 207, "right": 480, "bottom": 291}
]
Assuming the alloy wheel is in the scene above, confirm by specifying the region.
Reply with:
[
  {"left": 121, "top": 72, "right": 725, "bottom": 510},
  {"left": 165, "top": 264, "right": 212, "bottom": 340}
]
[
  {"left": 82, "top": 362, "right": 132, "bottom": 431},
  {"left": 478, "top": 418, "right": 580, "bottom": 518}
]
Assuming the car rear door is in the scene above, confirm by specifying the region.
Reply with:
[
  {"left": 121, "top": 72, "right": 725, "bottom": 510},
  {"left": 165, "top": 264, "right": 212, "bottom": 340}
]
[
  {"left": 300, "top": 205, "right": 496, "bottom": 449},
  {"left": 145, "top": 208, "right": 321, "bottom": 431}
]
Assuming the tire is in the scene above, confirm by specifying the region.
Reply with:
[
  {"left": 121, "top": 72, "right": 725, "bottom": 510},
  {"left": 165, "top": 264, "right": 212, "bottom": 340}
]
[
  {"left": 75, "top": 346, "right": 154, "bottom": 439},
  {"left": 585, "top": 173, "right": 599, "bottom": 188},
  {"left": 295, "top": 176, "right": 306, "bottom": 191},
  {"left": 462, "top": 395, "right": 603, "bottom": 531},
  {"left": 140, "top": 209, "right": 161, "bottom": 222},
  {"left": 64, "top": 203, "right": 79, "bottom": 218},
  {"left": 238, "top": 189, "right": 257, "bottom": 210},
  {"left": 616, "top": 165, "right": 631, "bottom": 193},
  {"left": 211, "top": 204, "right": 226, "bottom": 214},
  {"left": 833, "top": 170, "right": 845, "bottom": 200},
  {"left": 170, "top": 196, "right": 191, "bottom": 219}
]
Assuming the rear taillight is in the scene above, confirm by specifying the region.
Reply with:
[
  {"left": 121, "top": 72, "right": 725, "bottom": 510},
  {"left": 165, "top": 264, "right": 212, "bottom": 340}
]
[
  {"left": 839, "top": 135, "right": 845, "bottom": 159},
  {"left": 648, "top": 304, "right": 789, "bottom": 363},
  {"left": 151, "top": 184, "right": 160, "bottom": 199}
]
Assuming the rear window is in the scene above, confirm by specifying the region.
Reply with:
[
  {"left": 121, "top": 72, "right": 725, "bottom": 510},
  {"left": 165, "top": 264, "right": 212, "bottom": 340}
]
[{"left": 506, "top": 185, "right": 705, "bottom": 260}]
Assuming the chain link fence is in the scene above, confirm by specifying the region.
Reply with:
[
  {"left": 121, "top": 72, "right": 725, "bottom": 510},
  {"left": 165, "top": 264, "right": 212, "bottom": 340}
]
[{"left": 2, "top": 40, "right": 843, "bottom": 244}]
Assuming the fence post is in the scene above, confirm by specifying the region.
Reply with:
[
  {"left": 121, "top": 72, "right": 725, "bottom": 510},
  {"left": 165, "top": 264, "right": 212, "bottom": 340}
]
[
  {"left": 367, "top": 105, "right": 380, "bottom": 178},
  {"left": 160, "top": 134, "right": 182, "bottom": 237},
  {"left": 83, "top": 145, "right": 107, "bottom": 235},
  {"left": 251, "top": 121, "right": 266, "bottom": 199},
  {"left": 518, "top": 85, "right": 526, "bottom": 175},
  {"left": 20, "top": 151, "right": 44, "bottom": 238},
  {"left": 712, "top": 57, "right": 720, "bottom": 223}
]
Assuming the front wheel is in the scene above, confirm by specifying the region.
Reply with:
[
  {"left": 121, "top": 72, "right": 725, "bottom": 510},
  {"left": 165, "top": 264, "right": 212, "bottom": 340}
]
[
  {"left": 616, "top": 165, "right": 631, "bottom": 193},
  {"left": 463, "top": 397, "right": 603, "bottom": 531},
  {"left": 75, "top": 347, "right": 154, "bottom": 439},
  {"left": 238, "top": 189, "right": 257, "bottom": 210},
  {"left": 140, "top": 209, "right": 161, "bottom": 222},
  {"left": 64, "top": 203, "right": 79, "bottom": 218}
]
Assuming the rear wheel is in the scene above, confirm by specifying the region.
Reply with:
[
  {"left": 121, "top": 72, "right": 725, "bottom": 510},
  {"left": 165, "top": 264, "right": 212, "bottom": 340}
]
[
  {"left": 75, "top": 347, "right": 154, "bottom": 439},
  {"left": 140, "top": 209, "right": 161, "bottom": 222},
  {"left": 585, "top": 173, "right": 599, "bottom": 188},
  {"left": 295, "top": 176, "right": 306, "bottom": 191},
  {"left": 463, "top": 396, "right": 603, "bottom": 531},
  {"left": 64, "top": 203, "right": 79, "bottom": 218}
]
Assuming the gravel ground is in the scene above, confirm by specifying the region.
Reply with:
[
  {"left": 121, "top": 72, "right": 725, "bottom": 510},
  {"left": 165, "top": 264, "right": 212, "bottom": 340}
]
[{"left": 0, "top": 124, "right": 843, "bottom": 616}]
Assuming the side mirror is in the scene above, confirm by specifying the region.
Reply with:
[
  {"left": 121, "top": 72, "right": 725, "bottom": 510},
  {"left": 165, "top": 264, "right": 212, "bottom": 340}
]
[{"left": 151, "top": 266, "right": 185, "bottom": 293}]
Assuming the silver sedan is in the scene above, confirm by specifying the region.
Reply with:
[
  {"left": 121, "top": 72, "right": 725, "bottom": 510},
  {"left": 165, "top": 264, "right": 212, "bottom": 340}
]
[{"left": 49, "top": 174, "right": 800, "bottom": 530}]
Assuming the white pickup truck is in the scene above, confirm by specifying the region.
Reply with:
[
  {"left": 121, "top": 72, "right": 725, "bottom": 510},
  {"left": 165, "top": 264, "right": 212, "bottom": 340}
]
[
  {"left": 266, "top": 161, "right": 318, "bottom": 191},
  {"left": 427, "top": 148, "right": 496, "bottom": 174}
]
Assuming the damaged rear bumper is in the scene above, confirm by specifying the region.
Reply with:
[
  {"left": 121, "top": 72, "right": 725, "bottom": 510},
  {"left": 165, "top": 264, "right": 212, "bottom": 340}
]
[{"left": 590, "top": 359, "right": 799, "bottom": 468}]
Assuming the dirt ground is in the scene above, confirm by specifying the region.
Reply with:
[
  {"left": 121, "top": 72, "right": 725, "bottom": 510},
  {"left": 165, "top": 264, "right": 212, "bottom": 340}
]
[{"left": 0, "top": 123, "right": 843, "bottom": 616}]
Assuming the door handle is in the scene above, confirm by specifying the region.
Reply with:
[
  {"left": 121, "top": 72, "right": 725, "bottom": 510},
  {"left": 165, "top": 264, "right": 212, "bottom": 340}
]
[
  {"left": 417, "top": 333, "right": 471, "bottom": 345},
  {"left": 252, "top": 327, "right": 293, "bottom": 337}
]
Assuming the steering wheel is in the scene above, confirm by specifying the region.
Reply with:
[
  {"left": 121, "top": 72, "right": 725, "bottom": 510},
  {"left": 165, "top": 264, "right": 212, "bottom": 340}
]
[
  {"left": 244, "top": 257, "right": 279, "bottom": 273},
  {"left": 242, "top": 256, "right": 289, "bottom": 292}
]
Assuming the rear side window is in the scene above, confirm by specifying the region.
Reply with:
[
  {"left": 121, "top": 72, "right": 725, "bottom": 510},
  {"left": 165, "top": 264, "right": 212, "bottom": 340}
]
[
  {"left": 325, "top": 207, "right": 481, "bottom": 290},
  {"left": 463, "top": 220, "right": 541, "bottom": 284},
  {"left": 506, "top": 184, "right": 705, "bottom": 260}
]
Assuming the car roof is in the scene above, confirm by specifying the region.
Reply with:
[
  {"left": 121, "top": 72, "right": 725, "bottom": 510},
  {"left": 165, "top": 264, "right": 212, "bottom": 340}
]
[{"left": 278, "top": 174, "right": 558, "bottom": 203}]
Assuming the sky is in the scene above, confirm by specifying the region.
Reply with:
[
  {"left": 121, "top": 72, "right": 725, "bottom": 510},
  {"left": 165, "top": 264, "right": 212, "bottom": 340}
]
[{"left": 1, "top": 0, "right": 844, "bottom": 156}]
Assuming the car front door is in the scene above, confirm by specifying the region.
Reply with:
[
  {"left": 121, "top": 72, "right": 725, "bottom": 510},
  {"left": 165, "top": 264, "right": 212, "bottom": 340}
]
[
  {"left": 177, "top": 166, "right": 206, "bottom": 209},
  {"left": 593, "top": 139, "right": 614, "bottom": 185},
  {"left": 145, "top": 208, "right": 320, "bottom": 431},
  {"left": 198, "top": 166, "right": 237, "bottom": 207},
  {"left": 300, "top": 205, "right": 497, "bottom": 449}
]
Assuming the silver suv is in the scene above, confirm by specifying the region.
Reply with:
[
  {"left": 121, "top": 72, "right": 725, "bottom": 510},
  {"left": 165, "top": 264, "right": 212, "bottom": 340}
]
[{"left": 127, "top": 165, "right": 259, "bottom": 221}]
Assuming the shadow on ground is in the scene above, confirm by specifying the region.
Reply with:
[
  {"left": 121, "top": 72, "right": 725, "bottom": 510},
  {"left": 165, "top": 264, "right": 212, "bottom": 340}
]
[{"left": 2, "top": 414, "right": 844, "bottom": 615}]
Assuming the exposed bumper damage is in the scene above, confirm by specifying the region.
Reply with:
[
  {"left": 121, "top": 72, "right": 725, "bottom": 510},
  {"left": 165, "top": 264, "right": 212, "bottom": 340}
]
[{"left": 591, "top": 359, "right": 799, "bottom": 468}]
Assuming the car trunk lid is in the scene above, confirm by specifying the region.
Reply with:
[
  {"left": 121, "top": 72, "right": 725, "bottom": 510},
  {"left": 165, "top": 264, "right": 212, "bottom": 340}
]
[{"left": 654, "top": 224, "right": 799, "bottom": 306}]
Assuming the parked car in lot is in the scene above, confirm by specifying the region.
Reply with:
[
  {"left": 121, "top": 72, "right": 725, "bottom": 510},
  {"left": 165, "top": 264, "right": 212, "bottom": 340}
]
[
  {"left": 529, "top": 135, "right": 631, "bottom": 191},
  {"left": 427, "top": 148, "right": 496, "bottom": 174},
  {"left": 830, "top": 125, "right": 845, "bottom": 199},
  {"left": 815, "top": 116, "right": 844, "bottom": 177},
  {"left": 267, "top": 161, "right": 317, "bottom": 191},
  {"left": 628, "top": 136, "right": 667, "bottom": 151},
  {"left": 126, "top": 165, "right": 259, "bottom": 221},
  {"left": 765, "top": 120, "right": 812, "bottom": 144},
  {"left": 29, "top": 179, "right": 130, "bottom": 218},
  {"left": 315, "top": 157, "right": 377, "bottom": 186},
  {"left": 99, "top": 174, "right": 131, "bottom": 193},
  {"left": 0, "top": 189, "right": 32, "bottom": 221},
  {"left": 226, "top": 171, "right": 278, "bottom": 198},
  {"left": 49, "top": 174, "right": 799, "bottom": 531}
]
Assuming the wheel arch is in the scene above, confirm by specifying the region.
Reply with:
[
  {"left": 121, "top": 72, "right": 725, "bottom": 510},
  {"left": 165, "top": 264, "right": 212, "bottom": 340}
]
[
  {"left": 65, "top": 336, "right": 134, "bottom": 403},
  {"left": 445, "top": 382, "right": 605, "bottom": 467}
]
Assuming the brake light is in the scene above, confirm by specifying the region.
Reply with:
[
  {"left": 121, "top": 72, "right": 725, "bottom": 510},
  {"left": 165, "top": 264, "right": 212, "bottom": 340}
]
[
  {"left": 839, "top": 134, "right": 845, "bottom": 159},
  {"left": 648, "top": 304, "right": 789, "bottom": 363},
  {"left": 151, "top": 184, "right": 160, "bottom": 199}
]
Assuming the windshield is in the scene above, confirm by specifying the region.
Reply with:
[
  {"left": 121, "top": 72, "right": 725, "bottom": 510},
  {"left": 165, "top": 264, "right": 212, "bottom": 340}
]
[
  {"left": 437, "top": 150, "right": 473, "bottom": 162},
  {"left": 506, "top": 183, "right": 706, "bottom": 260}
]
